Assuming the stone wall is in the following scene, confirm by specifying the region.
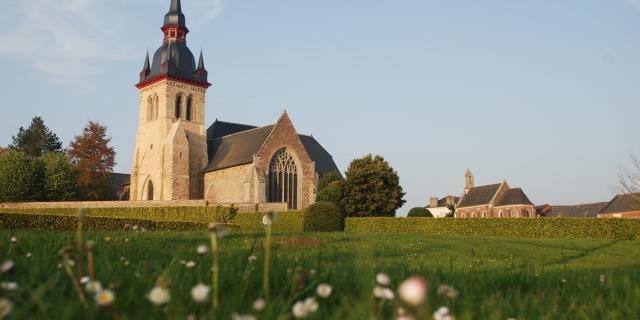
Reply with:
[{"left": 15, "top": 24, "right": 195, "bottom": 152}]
[{"left": 204, "top": 164, "right": 252, "bottom": 204}]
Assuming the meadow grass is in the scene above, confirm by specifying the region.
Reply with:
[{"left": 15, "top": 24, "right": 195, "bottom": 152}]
[{"left": 1, "top": 230, "right": 639, "bottom": 319}]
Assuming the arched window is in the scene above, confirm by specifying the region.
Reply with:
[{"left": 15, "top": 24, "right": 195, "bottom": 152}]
[
  {"left": 154, "top": 95, "right": 159, "bottom": 120},
  {"left": 144, "top": 179, "right": 154, "bottom": 201},
  {"left": 147, "top": 97, "right": 153, "bottom": 121},
  {"left": 186, "top": 96, "right": 192, "bottom": 121},
  {"left": 267, "top": 148, "right": 299, "bottom": 209},
  {"left": 482, "top": 211, "right": 486, "bottom": 218},
  {"left": 175, "top": 95, "right": 182, "bottom": 119},
  {"left": 498, "top": 210, "right": 503, "bottom": 218}
]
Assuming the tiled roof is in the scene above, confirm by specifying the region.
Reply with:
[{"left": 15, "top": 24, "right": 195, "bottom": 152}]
[
  {"left": 457, "top": 184, "right": 501, "bottom": 208},
  {"left": 599, "top": 193, "right": 640, "bottom": 214},
  {"left": 546, "top": 202, "right": 608, "bottom": 217},
  {"left": 495, "top": 188, "right": 534, "bottom": 206}
]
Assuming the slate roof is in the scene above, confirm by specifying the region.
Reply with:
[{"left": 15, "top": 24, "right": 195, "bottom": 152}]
[
  {"left": 599, "top": 193, "right": 640, "bottom": 214},
  {"left": 546, "top": 202, "right": 608, "bottom": 218},
  {"left": 457, "top": 184, "right": 501, "bottom": 208},
  {"left": 436, "top": 196, "right": 460, "bottom": 207},
  {"left": 495, "top": 188, "right": 534, "bottom": 206},
  {"left": 204, "top": 121, "right": 340, "bottom": 177},
  {"left": 205, "top": 125, "right": 274, "bottom": 172}
]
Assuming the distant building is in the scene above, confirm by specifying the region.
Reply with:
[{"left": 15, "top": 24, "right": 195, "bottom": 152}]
[
  {"left": 426, "top": 196, "right": 459, "bottom": 218},
  {"left": 543, "top": 202, "right": 607, "bottom": 218},
  {"left": 455, "top": 170, "right": 536, "bottom": 218},
  {"left": 598, "top": 193, "right": 640, "bottom": 218}
]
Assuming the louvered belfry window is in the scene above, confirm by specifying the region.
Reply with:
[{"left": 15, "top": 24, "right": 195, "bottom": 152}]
[{"left": 268, "top": 148, "right": 299, "bottom": 209}]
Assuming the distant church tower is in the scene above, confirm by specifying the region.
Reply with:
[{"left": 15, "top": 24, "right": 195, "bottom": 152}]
[
  {"left": 130, "top": 0, "right": 210, "bottom": 201},
  {"left": 464, "top": 169, "right": 474, "bottom": 195}
]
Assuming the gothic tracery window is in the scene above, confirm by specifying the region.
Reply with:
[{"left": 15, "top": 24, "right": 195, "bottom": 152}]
[{"left": 267, "top": 148, "right": 299, "bottom": 209}]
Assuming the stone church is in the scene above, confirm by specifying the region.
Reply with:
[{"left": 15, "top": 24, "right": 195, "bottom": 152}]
[{"left": 129, "top": 0, "right": 340, "bottom": 210}]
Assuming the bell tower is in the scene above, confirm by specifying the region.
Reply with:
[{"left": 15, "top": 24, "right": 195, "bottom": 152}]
[{"left": 130, "top": 0, "right": 211, "bottom": 201}]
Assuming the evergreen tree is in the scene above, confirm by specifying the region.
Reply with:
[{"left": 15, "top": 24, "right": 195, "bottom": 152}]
[
  {"left": 68, "top": 121, "right": 116, "bottom": 200},
  {"left": 9, "top": 116, "right": 63, "bottom": 157},
  {"left": 0, "top": 150, "right": 45, "bottom": 202},
  {"left": 341, "top": 154, "right": 406, "bottom": 217},
  {"left": 40, "top": 152, "right": 77, "bottom": 201}
]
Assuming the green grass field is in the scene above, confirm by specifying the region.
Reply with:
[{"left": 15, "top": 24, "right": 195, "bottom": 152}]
[{"left": 1, "top": 229, "right": 639, "bottom": 319}]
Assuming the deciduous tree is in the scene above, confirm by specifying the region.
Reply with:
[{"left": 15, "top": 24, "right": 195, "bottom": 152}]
[
  {"left": 9, "top": 116, "right": 63, "bottom": 157},
  {"left": 341, "top": 154, "right": 406, "bottom": 217},
  {"left": 0, "top": 150, "right": 44, "bottom": 202},
  {"left": 68, "top": 122, "right": 116, "bottom": 200},
  {"left": 316, "top": 171, "right": 344, "bottom": 206}
]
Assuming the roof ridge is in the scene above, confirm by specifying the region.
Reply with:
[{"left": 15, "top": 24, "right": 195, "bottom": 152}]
[{"left": 209, "top": 124, "right": 274, "bottom": 141}]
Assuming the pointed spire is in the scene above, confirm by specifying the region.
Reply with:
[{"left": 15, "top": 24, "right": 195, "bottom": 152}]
[
  {"left": 164, "top": 0, "right": 186, "bottom": 27},
  {"left": 197, "top": 50, "right": 206, "bottom": 71},
  {"left": 142, "top": 51, "right": 150, "bottom": 72}
]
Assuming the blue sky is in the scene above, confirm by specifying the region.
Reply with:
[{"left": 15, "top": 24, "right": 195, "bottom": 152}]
[{"left": 1, "top": 0, "right": 639, "bottom": 213}]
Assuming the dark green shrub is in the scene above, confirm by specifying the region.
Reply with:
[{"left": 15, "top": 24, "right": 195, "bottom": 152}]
[
  {"left": 304, "top": 201, "right": 343, "bottom": 232},
  {"left": 233, "top": 211, "right": 305, "bottom": 232},
  {"left": 344, "top": 217, "right": 640, "bottom": 240},
  {"left": 407, "top": 207, "right": 433, "bottom": 217}
]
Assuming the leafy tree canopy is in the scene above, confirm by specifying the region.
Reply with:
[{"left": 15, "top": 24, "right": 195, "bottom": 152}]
[
  {"left": 341, "top": 154, "right": 406, "bottom": 217},
  {"left": 316, "top": 171, "right": 344, "bottom": 206},
  {"left": 68, "top": 121, "right": 116, "bottom": 200},
  {"left": 9, "top": 116, "right": 63, "bottom": 157},
  {"left": 40, "top": 152, "right": 77, "bottom": 201},
  {"left": 0, "top": 150, "right": 45, "bottom": 202}
]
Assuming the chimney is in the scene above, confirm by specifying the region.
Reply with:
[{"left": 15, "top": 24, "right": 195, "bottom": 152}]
[{"left": 429, "top": 197, "right": 438, "bottom": 208}]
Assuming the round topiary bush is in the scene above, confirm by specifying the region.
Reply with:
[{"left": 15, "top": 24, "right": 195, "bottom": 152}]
[
  {"left": 407, "top": 207, "right": 433, "bottom": 218},
  {"left": 304, "top": 201, "right": 343, "bottom": 232}
]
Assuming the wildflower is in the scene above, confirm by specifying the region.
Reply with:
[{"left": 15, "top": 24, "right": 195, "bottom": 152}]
[
  {"left": 132, "top": 225, "right": 139, "bottom": 231},
  {"left": 95, "top": 289, "right": 115, "bottom": 307},
  {"left": 104, "top": 236, "right": 112, "bottom": 242},
  {"left": 208, "top": 223, "right": 226, "bottom": 237},
  {"left": 124, "top": 260, "right": 130, "bottom": 266},
  {"left": 148, "top": 286, "right": 170, "bottom": 305},
  {"left": 0, "top": 282, "right": 18, "bottom": 291},
  {"left": 185, "top": 261, "right": 196, "bottom": 269},
  {"left": 398, "top": 276, "right": 428, "bottom": 307},
  {"left": 197, "top": 244, "right": 209, "bottom": 255},
  {"left": 86, "top": 240, "right": 96, "bottom": 250},
  {"left": 9, "top": 237, "right": 17, "bottom": 244},
  {"left": 373, "top": 286, "right": 395, "bottom": 300},
  {"left": 561, "top": 278, "right": 567, "bottom": 284},
  {"left": 80, "top": 276, "right": 90, "bottom": 285},
  {"left": 186, "top": 314, "right": 197, "bottom": 320},
  {"left": 437, "top": 284, "right": 458, "bottom": 301},
  {"left": 0, "top": 260, "right": 14, "bottom": 273},
  {"left": 433, "top": 306, "right": 454, "bottom": 320},
  {"left": 253, "top": 298, "right": 266, "bottom": 311},
  {"left": 190, "top": 283, "right": 211, "bottom": 304},
  {"left": 292, "top": 300, "right": 309, "bottom": 318},
  {"left": 232, "top": 313, "right": 257, "bottom": 320},
  {"left": 85, "top": 281, "right": 103, "bottom": 294},
  {"left": 124, "top": 238, "right": 129, "bottom": 243},
  {"left": 25, "top": 253, "right": 32, "bottom": 259},
  {"left": 0, "top": 299, "right": 13, "bottom": 319},
  {"left": 304, "top": 297, "right": 319, "bottom": 313},
  {"left": 600, "top": 274, "right": 606, "bottom": 286},
  {"left": 376, "top": 272, "right": 391, "bottom": 286},
  {"left": 316, "top": 284, "right": 332, "bottom": 298},
  {"left": 248, "top": 255, "right": 257, "bottom": 263}
]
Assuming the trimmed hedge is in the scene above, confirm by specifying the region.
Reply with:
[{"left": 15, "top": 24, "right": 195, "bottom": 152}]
[
  {"left": 345, "top": 217, "right": 640, "bottom": 240},
  {"left": 407, "top": 207, "right": 433, "bottom": 217},
  {"left": 0, "top": 206, "right": 237, "bottom": 224},
  {"left": 0, "top": 212, "right": 239, "bottom": 232},
  {"left": 304, "top": 202, "right": 343, "bottom": 232},
  {"left": 234, "top": 211, "right": 305, "bottom": 232}
]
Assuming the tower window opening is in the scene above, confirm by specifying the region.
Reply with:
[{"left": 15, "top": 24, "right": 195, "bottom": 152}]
[
  {"left": 175, "top": 95, "right": 182, "bottom": 119},
  {"left": 186, "top": 97, "right": 193, "bottom": 121}
]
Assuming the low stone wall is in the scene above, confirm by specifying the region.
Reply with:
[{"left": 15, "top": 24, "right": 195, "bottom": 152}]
[
  {"left": 598, "top": 211, "right": 640, "bottom": 219},
  {"left": 0, "top": 200, "right": 289, "bottom": 213}
]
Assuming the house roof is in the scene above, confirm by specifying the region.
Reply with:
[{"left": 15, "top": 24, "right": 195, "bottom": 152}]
[
  {"left": 108, "top": 173, "right": 130, "bottom": 200},
  {"left": 495, "top": 188, "right": 534, "bottom": 206},
  {"left": 204, "top": 120, "right": 340, "bottom": 176},
  {"left": 599, "top": 193, "right": 640, "bottom": 214},
  {"left": 457, "top": 184, "right": 501, "bottom": 208},
  {"left": 546, "top": 202, "right": 608, "bottom": 218}
]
